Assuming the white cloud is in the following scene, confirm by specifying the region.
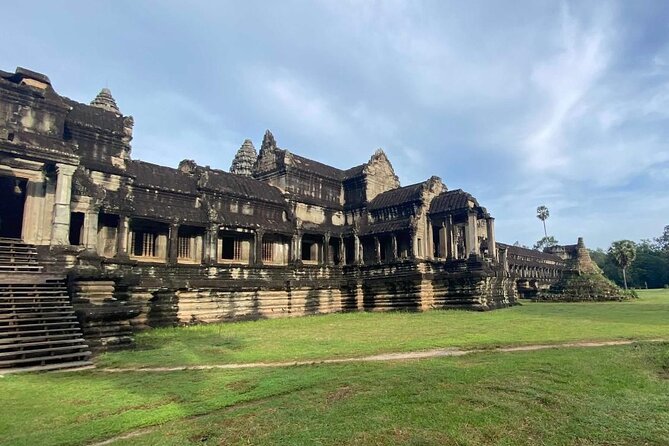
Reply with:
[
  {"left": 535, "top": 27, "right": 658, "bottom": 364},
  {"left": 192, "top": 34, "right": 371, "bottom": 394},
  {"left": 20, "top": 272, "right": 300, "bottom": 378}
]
[{"left": 522, "top": 2, "right": 610, "bottom": 171}]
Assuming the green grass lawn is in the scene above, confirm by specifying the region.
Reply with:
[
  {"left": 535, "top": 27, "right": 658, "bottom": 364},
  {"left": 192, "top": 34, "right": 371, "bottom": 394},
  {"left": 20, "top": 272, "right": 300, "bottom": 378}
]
[
  {"left": 1, "top": 289, "right": 668, "bottom": 446},
  {"left": 98, "top": 288, "right": 669, "bottom": 368},
  {"left": 2, "top": 343, "right": 668, "bottom": 445}
]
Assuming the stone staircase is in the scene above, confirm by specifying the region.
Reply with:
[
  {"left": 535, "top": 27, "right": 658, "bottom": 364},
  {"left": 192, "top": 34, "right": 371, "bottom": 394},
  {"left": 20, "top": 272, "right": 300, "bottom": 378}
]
[
  {"left": 0, "top": 237, "right": 43, "bottom": 273},
  {"left": 0, "top": 239, "right": 93, "bottom": 374}
]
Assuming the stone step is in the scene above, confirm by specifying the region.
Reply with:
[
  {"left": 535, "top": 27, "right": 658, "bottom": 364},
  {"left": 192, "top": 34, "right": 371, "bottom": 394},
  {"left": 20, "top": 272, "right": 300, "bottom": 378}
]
[
  {"left": 0, "top": 291, "right": 69, "bottom": 297},
  {"left": 0, "top": 331, "right": 84, "bottom": 344},
  {"left": 0, "top": 360, "right": 95, "bottom": 375},
  {"left": 0, "top": 266, "right": 43, "bottom": 273},
  {"left": 0, "top": 338, "right": 87, "bottom": 351},
  {"left": 0, "top": 296, "right": 72, "bottom": 311},
  {"left": 0, "top": 311, "right": 77, "bottom": 321},
  {"left": 0, "top": 343, "right": 91, "bottom": 359},
  {"left": 0, "top": 321, "right": 81, "bottom": 333},
  {"left": 0, "top": 351, "right": 92, "bottom": 368},
  {"left": 0, "top": 254, "right": 39, "bottom": 261}
]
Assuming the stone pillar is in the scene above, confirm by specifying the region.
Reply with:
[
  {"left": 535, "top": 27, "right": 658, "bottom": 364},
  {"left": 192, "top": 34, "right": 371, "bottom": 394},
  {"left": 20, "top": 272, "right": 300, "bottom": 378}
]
[
  {"left": 324, "top": 233, "right": 331, "bottom": 265},
  {"left": 22, "top": 176, "right": 46, "bottom": 244},
  {"left": 50, "top": 163, "right": 77, "bottom": 245},
  {"left": 426, "top": 219, "right": 434, "bottom": 260},
  {"left": 116, "top": 215, "right": 129, "bottom": 258},
  {"left": 409, "top": 229, "right": 416, "bottom": 259},
  {"left": 438, "top": 222, "right": 447, "bottom": 258},
  {"left": 295, "top": 233, "right": 303, "bottom": 262},
  {"left": 255, "top": 229, "right": 264, "bottom": 265},
  {"left": 353, "top": 234, "right": 363, "bottom": 265},
  {"left": 499, "top": 246, "right": 508, "bottom": 272},
  {"left": 374, "top": 236, "right": 381, "bottom": 263},
  {"left": 486, "top": 217, "right": 496, "bottom": 260},
  {"left": 465, "top": 213, "right": 478, "bottom": 256},
  {"left": 204, "top": 224, "right": 218, "bottom": 264},
  {"left": 447, "top": 215, "right": 456, "bottom": 259},
  {"left": 391, "top": 234, "right": 398, "bottom": 260},
  {"left": 83, "top": 209, "right": 99, "bottom": 252},
  {"left": 168, "top": 223, "right": 179, "bottom": 264},
  {"left": 339, "top": 237, "right": 346, "bottom": 265}
]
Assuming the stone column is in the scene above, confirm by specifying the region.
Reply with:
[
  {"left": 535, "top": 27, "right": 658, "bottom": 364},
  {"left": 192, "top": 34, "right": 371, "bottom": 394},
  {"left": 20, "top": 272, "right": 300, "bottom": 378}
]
[
  {"left": 50, "top": 163, "right": 77, "bottom": 245},
  {"left": 486, "top": 217, "right": 496, "bottom": 260},
  {"left": 168, "top": 223, "right": 179, "bottom": 264},
  {"left": 339, "top": 237, "right": 346, "bottom": 265},
  {"left": 83, "top": 209, "right": 99, "bottom": 252},
  {"left": 447, "top": 215, "right": 455, "bottom": 259},
  {"left": 116, "top": 215, "right": 129, "bottom": 258},
  {"left": 374, "top": 236, "right": 381, "bottom": 263},
  {"left": 499, "top": 246, "right": 508, "bottom": 272},
  {"left": 438, "top": 222, "right": 447, "bottom": 258},
  {"left": 22, "top": 176, "right": 46, "bottom": 244},
  {"left": 295, "top": 233, "right": 303, "bottom": 262},
  {"left": 324, "top": 233, "right": 331, "bottom": 265},
  {"left": 354, "top": 234, "right": 361, "bottom": 265},
  {"left": 204, "top": 224, "right": 218, "bottom": 264},
  {"left": 409, "top": 229, "right": 416, "bottom": 259},
  {"left": 465, "top": 213, "right": 478, "bottom": 256},
  {"left": 426, "top": 219, "right": 434, "bottom": 260},
  {"left": 255, "top": 229, "right": 264, "bottom": 265},
  {"left": 391, "top": 234, "right": 398, "bottom": 260}
]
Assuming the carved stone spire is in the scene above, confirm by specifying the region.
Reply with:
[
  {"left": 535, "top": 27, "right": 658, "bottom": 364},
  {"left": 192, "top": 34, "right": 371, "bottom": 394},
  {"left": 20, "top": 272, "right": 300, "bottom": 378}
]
[
  {"left": 90, "top": 88, "right": 120, "bottom": 114},
  {"left": 260, "top": 129, "right": 277, "bottom": 153},
  {"left": 230, "top": 139, "right": 258, "bottom": 177}
]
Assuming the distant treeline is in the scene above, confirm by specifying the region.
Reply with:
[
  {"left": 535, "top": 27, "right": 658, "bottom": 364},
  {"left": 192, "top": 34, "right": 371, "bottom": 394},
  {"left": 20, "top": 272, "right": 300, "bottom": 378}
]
[{"left": 590, "top": 225, "right": 669, "bottom": 289}]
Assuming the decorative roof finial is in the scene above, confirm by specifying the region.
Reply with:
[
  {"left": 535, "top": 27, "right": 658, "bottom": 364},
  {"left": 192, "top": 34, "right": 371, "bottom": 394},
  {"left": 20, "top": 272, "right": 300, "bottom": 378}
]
[
  {"left": 230, "top": 139, "right": 258, "bottom": 177},
  {"left": 260, "top": 129, "right": 277, "bottom": 153},
  {"left": 90, "top": 88, "right": 120, "bottom": 114}
]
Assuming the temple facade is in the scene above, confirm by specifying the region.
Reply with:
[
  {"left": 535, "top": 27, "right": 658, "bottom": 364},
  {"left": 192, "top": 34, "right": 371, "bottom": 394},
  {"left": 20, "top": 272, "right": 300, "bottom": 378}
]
[{"left": 0, "top": 67, "right": 581, "bottom": 370}]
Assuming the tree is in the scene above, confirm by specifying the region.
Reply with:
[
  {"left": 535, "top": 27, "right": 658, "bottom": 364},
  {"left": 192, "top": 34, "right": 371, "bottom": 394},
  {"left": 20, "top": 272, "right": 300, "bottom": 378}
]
[
  {"left": 536, "top": 205, "right": 550, "bottom": 238},
  {"left": 608, "top": 240, "right": 637, "bottom": 290},
  {"left": 654, "top": 225, "right": 669, "bottom": 251},
  {"left": 533, "top": 236, "right": 559, "bottom": 251}
]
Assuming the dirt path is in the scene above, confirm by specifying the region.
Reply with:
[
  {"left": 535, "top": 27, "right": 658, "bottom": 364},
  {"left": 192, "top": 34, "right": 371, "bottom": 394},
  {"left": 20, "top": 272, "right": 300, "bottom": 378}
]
[{"left": 98, "top": 338, "right": 667, "bottom": 373}]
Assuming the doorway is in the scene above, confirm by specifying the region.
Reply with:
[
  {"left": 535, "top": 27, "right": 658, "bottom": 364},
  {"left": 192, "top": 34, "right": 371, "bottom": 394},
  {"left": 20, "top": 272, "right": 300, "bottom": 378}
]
[{"left": 0, "top": 176, "right": 27, "bottom": 239}]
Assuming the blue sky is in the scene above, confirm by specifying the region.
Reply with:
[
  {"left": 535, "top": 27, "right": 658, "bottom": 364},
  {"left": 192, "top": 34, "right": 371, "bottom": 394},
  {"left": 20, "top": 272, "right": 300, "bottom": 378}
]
[{"left": 3, "top": 1, "right": 668, "bottom": 249}]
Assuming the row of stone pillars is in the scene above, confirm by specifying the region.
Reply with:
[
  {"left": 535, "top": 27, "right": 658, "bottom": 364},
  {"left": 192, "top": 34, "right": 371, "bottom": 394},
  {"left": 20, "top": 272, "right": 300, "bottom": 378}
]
[{"left": 429, "top": 214, "right": 496, "bottom": 261}]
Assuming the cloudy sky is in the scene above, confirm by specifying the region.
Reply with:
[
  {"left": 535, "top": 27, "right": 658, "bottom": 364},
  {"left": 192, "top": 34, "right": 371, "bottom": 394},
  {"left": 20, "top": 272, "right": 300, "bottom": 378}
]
[{"left": 3, "top": 1, "right": 668, "bottom": 248}]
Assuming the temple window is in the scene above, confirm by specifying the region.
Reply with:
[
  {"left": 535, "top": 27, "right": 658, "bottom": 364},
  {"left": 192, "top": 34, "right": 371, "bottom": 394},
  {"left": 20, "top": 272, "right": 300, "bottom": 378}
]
[
  {"left": 301, "top": 234, "right": 322, "bottom": 264},
  {"left": 129, "top": 219, "right": 169, "bottom": 261},
  {"left": 177, "top": 225, "right": 204, "bottom": 264},
  {"left": 328, "top": 238, "right": 342, "bottom": 265},
  {"left": 261, "top": 234, "right": 290, "bottom": 265},
  {"left": 262, "top": 240, "right": 273, "bottom": 262},
  {"left": 219, "top": 230, "right": 253, "bottom": 264},
  {"left": 97, "top": 213, "right": 119, "bottom": 257},
  {"left": 69, "top": 212, "right": 85, "bottom": 245}
]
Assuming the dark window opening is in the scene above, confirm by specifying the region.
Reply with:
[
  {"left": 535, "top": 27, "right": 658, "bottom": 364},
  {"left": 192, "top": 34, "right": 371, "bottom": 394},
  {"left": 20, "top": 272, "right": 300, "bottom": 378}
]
[
  {"left": 69, "top": 212, "right": 85, "bottom": 245},
  {"left": 344, "top": 237, "right": 356, "bottom": 265},
  {"left": 221, "top": 236, "right": 238, "bottom": 260},
  {"left": 0, "top": 176, "right": 27, "bottom": 239}
]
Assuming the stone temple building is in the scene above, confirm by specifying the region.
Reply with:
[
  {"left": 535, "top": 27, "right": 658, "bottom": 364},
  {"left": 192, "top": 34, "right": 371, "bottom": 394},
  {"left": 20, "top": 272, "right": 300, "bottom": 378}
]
[{"left": 0, "top": 67, "right": 585, "bottom": 372}]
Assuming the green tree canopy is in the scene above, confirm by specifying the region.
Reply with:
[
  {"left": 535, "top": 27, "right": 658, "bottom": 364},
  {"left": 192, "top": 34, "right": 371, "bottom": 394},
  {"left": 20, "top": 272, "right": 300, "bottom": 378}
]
[
  {"left": 608, "top": 240, "right": 637, "bottom": 290},
  {"left": 533, "top": 236, "right": 559, "bottom": 251}
]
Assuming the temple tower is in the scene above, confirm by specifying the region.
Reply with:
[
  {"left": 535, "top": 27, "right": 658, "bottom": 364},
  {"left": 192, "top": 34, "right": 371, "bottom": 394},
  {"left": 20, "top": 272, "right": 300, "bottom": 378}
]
[
  {"left": 230, "top": 139, "right": 258, "bottom": 177},
  {"left": 90, "top": 88, "right": 121, "bottom": 114}
]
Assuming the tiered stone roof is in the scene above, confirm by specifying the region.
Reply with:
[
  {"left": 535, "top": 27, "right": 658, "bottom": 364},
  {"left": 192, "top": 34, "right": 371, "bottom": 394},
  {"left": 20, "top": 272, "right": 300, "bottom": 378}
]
[
  {"left": 90, "top": 88, "right": 120, "bottom": 114},
  {"left": 230, "top": 139, "right": 257, "bottom": 177}
]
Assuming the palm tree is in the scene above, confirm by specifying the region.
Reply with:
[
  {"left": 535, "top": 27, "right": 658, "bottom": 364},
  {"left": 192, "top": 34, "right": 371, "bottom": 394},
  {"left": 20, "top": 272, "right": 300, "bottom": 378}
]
[
  {"left": 608, "top": 240, "right": 637, "bottom": 290},
  {"left": 536, "top": 206, "right": 550, "bottom": 238}
]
